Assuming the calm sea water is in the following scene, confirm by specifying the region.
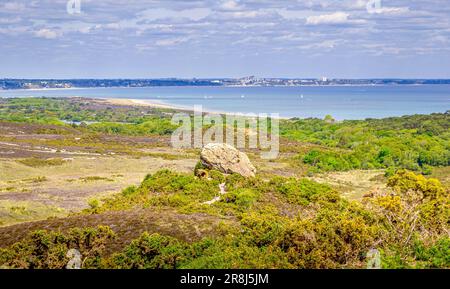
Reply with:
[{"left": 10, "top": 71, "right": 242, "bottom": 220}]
[{"left": 1, "top": 85, "right": 449, "bottom": 120}]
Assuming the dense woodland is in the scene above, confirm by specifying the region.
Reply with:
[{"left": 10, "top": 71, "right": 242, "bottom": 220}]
[{"left": 0, "top": 97, "right": 448, "bottom": 269}]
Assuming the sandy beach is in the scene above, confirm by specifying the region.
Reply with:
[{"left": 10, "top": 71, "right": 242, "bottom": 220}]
[
  {"left": 104, "top": 98, "right": 186, "bottom": 110},
  {"left": 103, "top": 98, "right": 290, "bottom": 119}
]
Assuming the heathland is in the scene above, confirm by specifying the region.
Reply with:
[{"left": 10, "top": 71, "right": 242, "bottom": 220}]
[{"left": 0, "top": 97, "right": 448, "bottom": 269}]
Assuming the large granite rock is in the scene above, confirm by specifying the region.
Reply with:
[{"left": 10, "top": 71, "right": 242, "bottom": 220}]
[{"left": 200, "top": 143, "right": 256, "bottom": 177}]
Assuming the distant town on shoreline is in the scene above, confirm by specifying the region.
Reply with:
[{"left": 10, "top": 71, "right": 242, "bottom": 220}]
[{"left": 2, "top": 76, "right": 450, "bottom": 90}]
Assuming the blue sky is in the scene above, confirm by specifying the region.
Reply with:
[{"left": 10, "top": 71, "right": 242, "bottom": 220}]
[{"left": 1, "top": 0, "right": 450, "bottom": 78}]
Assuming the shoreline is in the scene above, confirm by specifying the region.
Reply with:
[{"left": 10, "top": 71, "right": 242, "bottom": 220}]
[
  {"left": 103, "top": 98, "right": 290, "bottom": 120},
  {"left": 103, "top": 98, "right": 187, "bottom": 111}
]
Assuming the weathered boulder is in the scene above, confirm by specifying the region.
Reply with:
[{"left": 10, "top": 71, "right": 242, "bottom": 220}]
[{"left": 200, "top": 143, "right": 256, "bottom": 177}]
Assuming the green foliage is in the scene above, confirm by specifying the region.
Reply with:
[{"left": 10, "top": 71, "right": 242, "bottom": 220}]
[
  {"left": 370, "top": 170, "right": 450, "bottom": 268},
  {"left": 0, "top": 226, "right": 115, "bottom": 269},
  {"left": 3, "top": 97, "right": 448, "bottom": 173},
  {"left": 194, "top": 161, "right": 206, "bottom": 177},
  {"left": 282, "top": 113, "right": 450, "bottom": 173},
  {"left": 87, "top": 119, "right": 177, "bottom": 136},
  {"left": 0, "top": 97, "right": 177, "bottom": 136},
  {"left": 302, "top": 149, "right": 363, "bottom": 172},
  {"left": 390, "top": 170, "right": 449, "bottom": 235},
  {"left": 271, "top": 176, "right": 338, "bottom": 206},
  {"left": 82, "top": 170, "right": 220, "bottom": 214},
  {"left": 412, "top": 237, "right": 450, "bottom": 268},
  {"left": 1, "top": 98, "right": 449, "bottom": 269},
  {"left": 17, "top": 158, "right": 67, "bottom": 168},
  {"left": 87, "top": 199, "right": 100, "bottom": 214},
  {"left": 381, "top": 237, "right": 450, "bottom": 269},
  {"left": 387, "top": 169, "right": 447, "bottom": 199},
  {"left": 239, "top": 207, "right": 286, "bottom": 247},
  {"left": 2, "top": 170, "right": 448, "bottom": 269},
  {"left": 109, "top": 233, "right": 188, "bottom": 269},
  {"left": 223, "top": 189, "right": 259, "bottom": 208}
]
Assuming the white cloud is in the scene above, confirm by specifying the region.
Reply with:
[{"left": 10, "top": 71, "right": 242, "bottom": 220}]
[
  {"left": 220, "top": 0, "right": 242, "bottom": 11},
  {"left": 0, "top": 0, "right": 448, "bottom": 69},
  {"left": 0, "top": 17, "right": 22, "bottom": 24},
  {"left": 276, "top": 9, "right": 311, "bottom": 20},
  {"left": 0, "top": 26, "right": 27, "bottom": 36},
  {"left": 34, "top": 28, "right": 61, "bottom": 39},
  {"left": 305, "top": 11, "right": 367, "bottom": 25},
  {"left": 78, "top": 26, "right": 92, "bottom": 34},
  {"left": 137, "top": 8, "right": 211, "bottom": 22},
  {"left": 352, "top": 0, "right": 369, "bottom": 9},
  {"left": 227, "top": 10, "right": 267, "bottom": 18},
  {"left": 2, "top": 2, "right": 26, "bottom": 11},
  {"left": 155, "top": 36, "right": 191, "bottom": 47},
  {"left": 431, "top": 35, "right": 449, "bottom": 43},
  {"left": 297, "top": 40, "right": 342, "bottom": 50},
  {"left": 376, "top": 7, "right": 410, "bottom": 15},
  {"left": 232, "top": 36, "right": 267, "bottom": 45},
  {"left": 306, "top": 12, "right": 351, "bottom": 25}
]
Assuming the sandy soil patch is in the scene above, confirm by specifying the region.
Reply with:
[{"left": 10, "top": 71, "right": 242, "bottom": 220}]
[
  {"left": 311, "top": 170, "right": 387, "bottom": 200},
  {"left": 0, "top": 155, "right": 197, "bottom": 226}
]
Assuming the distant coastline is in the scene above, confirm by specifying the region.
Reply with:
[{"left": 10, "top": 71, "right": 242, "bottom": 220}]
[
  {"left": 0, "top": 83, "right": 434, "bottom": 91},
  {"left": 2, "top": 78, "right": 450, "bottom": 90}
]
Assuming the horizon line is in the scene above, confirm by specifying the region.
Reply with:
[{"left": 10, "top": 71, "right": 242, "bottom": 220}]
[{"left": 2, "top": 77, "right": 450, "bottom": 80}]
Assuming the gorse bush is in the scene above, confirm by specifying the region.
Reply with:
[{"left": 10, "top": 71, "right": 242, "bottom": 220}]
[
  {"left": 412, "top": 237, "right": 450, "bottom": 268},
  {"left": 109, "top": 233, "right": 188, "bottom": 269},
  {"left": 367, "top": 170, "right": 449, "bottom": 268},
  {"left": 271, "top": 176, "right": 338, "bottom": 206},
  {"left": 0, "top": 226, "right": 115, "bottom": 269},
  {"left": 372, "top": 170, "right": 449, "bottom": 241},
  {"left": 81, "top": 170, "right": 221, "bottom": 214},
  {"left": 1, "top": 170, "right": 448, "bottom": 269},
  {"left": 81, "top": 170, "right": 275, "bottom": 216}
]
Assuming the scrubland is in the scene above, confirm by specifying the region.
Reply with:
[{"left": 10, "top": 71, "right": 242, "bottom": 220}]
[{"left": 0, "top": 97, "right": 448, "bottom": 269}]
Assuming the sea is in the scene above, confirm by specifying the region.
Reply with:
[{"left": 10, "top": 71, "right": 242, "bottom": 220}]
[{"left": 1, "top": 85, "right": 449, "bottom": 120}]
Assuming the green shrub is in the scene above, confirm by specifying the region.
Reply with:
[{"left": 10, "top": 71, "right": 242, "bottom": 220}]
[
  {"left": 0, "top": 226, "right": 115, "bottom": 269},
  {"left": 109, "top": 233, "right": 188, "bottom": 269},
  {"left": 17, "top": 158, "right": 67, "bottom": 168},
  {"left": 271, "top": 177, "right": 336, "bottom": 206}
]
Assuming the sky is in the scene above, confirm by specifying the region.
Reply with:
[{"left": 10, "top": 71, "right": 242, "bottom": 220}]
[{"left": 0, "top": 0, "right": 450, "bottom": 79}]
